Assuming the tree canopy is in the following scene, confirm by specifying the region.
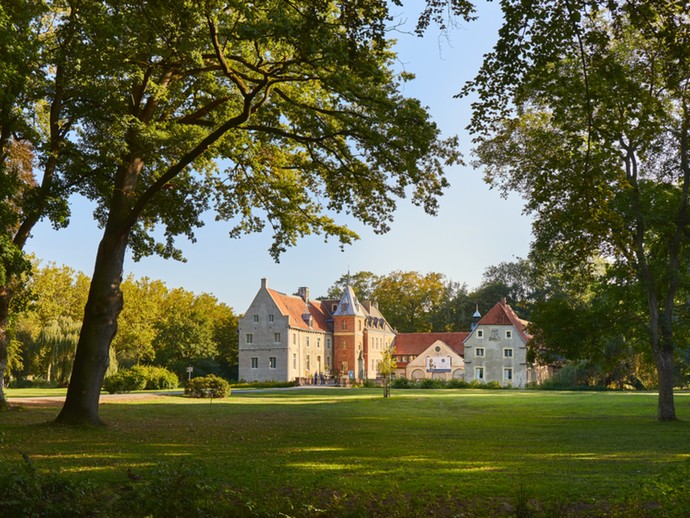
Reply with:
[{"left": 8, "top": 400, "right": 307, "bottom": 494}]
[
  {"left": 465, "top": 0, "right": 690, "bottom": 419},
  {"left": 40, "top": 0, "right": 465, "bottom": 425}
]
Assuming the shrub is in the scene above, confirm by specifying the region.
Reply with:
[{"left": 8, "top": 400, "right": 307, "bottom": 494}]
[
  {"left": 8, "top": 378, "right": 58, "bottom": 389},
  {"left": 130, "top": 365, "right": 179, "bottom": 390},
  {"left": 391, "top": 377, "right": 415, "bottom": 389},
  {"left": 447, "top": 378, "right": 469, "bottom": 389},
  {"left": 185, "top": 375, "right": 231, "bottom": 398},
  {"left": 419, "top": 378, "right": 446, "bottom": 389},
  {"left": 103, "top": 369, "right": 147, "bottom": 394},
  {"left": 483, "top": 381, "right": 503, "bottom": 390}
]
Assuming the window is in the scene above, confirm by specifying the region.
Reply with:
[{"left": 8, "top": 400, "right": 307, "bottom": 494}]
[
  {"left": 274, "top": 332, "right": 281, "bottom": 343},
  {"left": 306, "top": 355, "right": 310, "bottom": 370},
  {"left": 246, "top": 334, "right": 253, "bottom": 344},
  {"left": 504, "top": 368, "right": 513, "bottom": 381},
  {"left": 326, "top": 338, "right": 331, "bottom": 349},
  {"left": 341, "top": 320, "right": 347, "bottom": 330},
  {"left": 477, "top": 329, "right": 484, "bottom": 339},
  {"left": 251, "top": 357, "right": 258, "bottom": 369},
  {"left": 306, "top": 337, "right": 310, "bottom": 347},
  {"left": 293, "top": 334, "right": 296, "bottom": 344},
  {"left": 475, "top": 347, "right": 485, "bottom": 357},
  {"left": 326, "top": 356, "right": 331, "bottom": 368},
  {"left": 506, "top": 330, "right": 513, "bottom": 339},
  {"left": 475, "top": 367, "right": 484, "bottom": 380},
  {"left": 359, "top": 320, "right": 362, "bottom": 331},
  {"left": 503, "top": 348, "right": 514, "bottom": 358},
  {"left": 253, "top": 314, "right": 259, "bottom": 323},
  {"left": 317, "top": 338, "right": 321, "bottom": 348},
  {"left": 293, "top": 353, "right": 297, "bottom": 369},
  {"left": 269, "top": 357, "right": 276, "bottom": 369},
  {"left": 268, "top": 314, "right": 274, "bottom": 322}
]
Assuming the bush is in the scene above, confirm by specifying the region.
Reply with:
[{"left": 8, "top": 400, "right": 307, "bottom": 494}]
[
  {"left": 103, "top": 369, "right": 147, "bottom": 394},
  {"left": 130, "top": 365, "right": 179, "bottom": 390},
  {"left": 391, "top": 377, "right": 415, "bottom": 389},
  {"left": 8, "top": 378, "right": 58, "bottom": 389},
  {"left": 447, "top": 378, "right": 469, "bottom": 389},
  {"left": 419, "top": 378, "right": 446, "bottom": 389},
  {"left": 185, "top": 375, "right": 231, "bottom": 398}
]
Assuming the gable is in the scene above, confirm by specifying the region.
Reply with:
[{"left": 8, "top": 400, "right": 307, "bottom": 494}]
[
  {"left": 393, "top": 332, "right": 468, "bottom": 357},
  {"left": 406, "top": 339, "right": 464, "bottom": 366},
  {"left": 474, "top": 300, "right": 530, "bottom": 342}
]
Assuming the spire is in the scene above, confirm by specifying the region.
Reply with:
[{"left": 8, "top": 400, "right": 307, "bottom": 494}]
[
  {"left": 470, "top": 304, "right": 481, "bottom": 331},
  {"left": 333, "top": 285, "right": 366, "bottom": 317}
]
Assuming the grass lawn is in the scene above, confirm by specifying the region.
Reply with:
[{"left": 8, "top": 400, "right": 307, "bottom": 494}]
[{"left": 2, "top": 388, "right": 690, "bottom": 516}]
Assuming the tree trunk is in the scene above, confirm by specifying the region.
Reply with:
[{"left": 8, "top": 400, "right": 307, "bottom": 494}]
[
  {"left": 655, "top": 344, "right": 676, "bottom": 421},
  {"left": 642, "top": 280, "right": 677, "bottom": 422},
  {"left": 55, "top": 219, "right": 129, "bottom": 426},
  {"left": 0, "top": 287, "right": 11, "bottom": 411}
]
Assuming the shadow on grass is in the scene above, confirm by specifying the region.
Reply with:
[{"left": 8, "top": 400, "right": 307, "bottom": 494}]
[{"left": 1, "top": 390, "right": 690, "bottom": 515}]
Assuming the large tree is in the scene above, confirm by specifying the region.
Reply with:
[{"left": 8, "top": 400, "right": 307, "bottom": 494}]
[
  {"left": 54, "top": 0, "right": 465, "bottom": 425},
  {"left": 373, "top": 271, "right": 450, "bottom": 332},
  {"left": 112, "top": 276, "right": 168, "bottom": 368},
  {"left": 466, "top": 0, "right": 690, "bottom": 419},
  {"left": 325, "top": 271, "right": 381, "bottom": 300},
  {"left": 0, "top": 0, "right": 84, "bottom": 409}
]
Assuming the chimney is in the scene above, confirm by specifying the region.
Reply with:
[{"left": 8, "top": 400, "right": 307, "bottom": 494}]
[
  {"left": 298, "top": 286, "right": 309, "bottom": 303},
  {"left": 261, "top": 278, "right": 268, "bottom": 290}
]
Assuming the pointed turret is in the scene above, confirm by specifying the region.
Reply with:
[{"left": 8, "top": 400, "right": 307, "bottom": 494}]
[
  {"left": 333, "top": 285, "right": 366, "bottom": 317},
  {"left": 470, "top": 304, "right": 481, "bottom": 331}
]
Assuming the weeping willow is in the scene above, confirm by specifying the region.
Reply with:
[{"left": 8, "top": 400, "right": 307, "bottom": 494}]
[{"left": 38, "top": 318, "right": 80, "bottom": 386}]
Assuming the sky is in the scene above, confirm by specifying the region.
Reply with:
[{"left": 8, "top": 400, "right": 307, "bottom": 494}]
[{"left": 24, "top": 1, "right": 532, "bottom": 313}]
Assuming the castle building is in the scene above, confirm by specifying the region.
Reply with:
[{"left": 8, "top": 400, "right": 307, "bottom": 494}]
[
  {"left": 462, "top": 299, "right": 545, "bottom": 388},
  {"left": 238, "top": 279, "right": 395, "bottom": 383},
  {"left": 238, "top": 280, "right": 547, "bottom": 387}
]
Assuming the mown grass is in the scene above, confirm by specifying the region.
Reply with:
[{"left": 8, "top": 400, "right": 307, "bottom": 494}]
[{"left": 1, "top": 388, "right": 690, "bottom": 516}]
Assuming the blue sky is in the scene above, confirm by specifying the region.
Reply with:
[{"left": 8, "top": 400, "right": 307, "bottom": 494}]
[{"left": 25, "top": 1, "right": 532, "bottom": 312}]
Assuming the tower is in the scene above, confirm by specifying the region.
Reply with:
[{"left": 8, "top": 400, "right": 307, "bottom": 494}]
[
  {"left": 470, "top": 304, "right": 481, "bottom": 331},
  {"left": 332, "top": 286, "right": 367, "bottom": 380}
]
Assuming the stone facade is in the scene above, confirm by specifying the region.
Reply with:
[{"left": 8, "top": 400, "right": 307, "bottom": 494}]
[
  {"left": 462, "top": 299, "right": 537, "bottom": 388},
  {"left": 238, "top": 280, "right": 395, "bottom": 383},
  {"left": 239, "top": 280, "right": 546, "bottom": 387}
]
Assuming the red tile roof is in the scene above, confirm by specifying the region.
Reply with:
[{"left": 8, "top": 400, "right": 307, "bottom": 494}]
[
  {"left": 478, "top": 300, "right": 530, "bottom": 342},
  {"left": 267, "top": 289, "right": 332, "bottom": 333},
  {"left": 392, "top": 332, "right": 468, "bottom": 357}
]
